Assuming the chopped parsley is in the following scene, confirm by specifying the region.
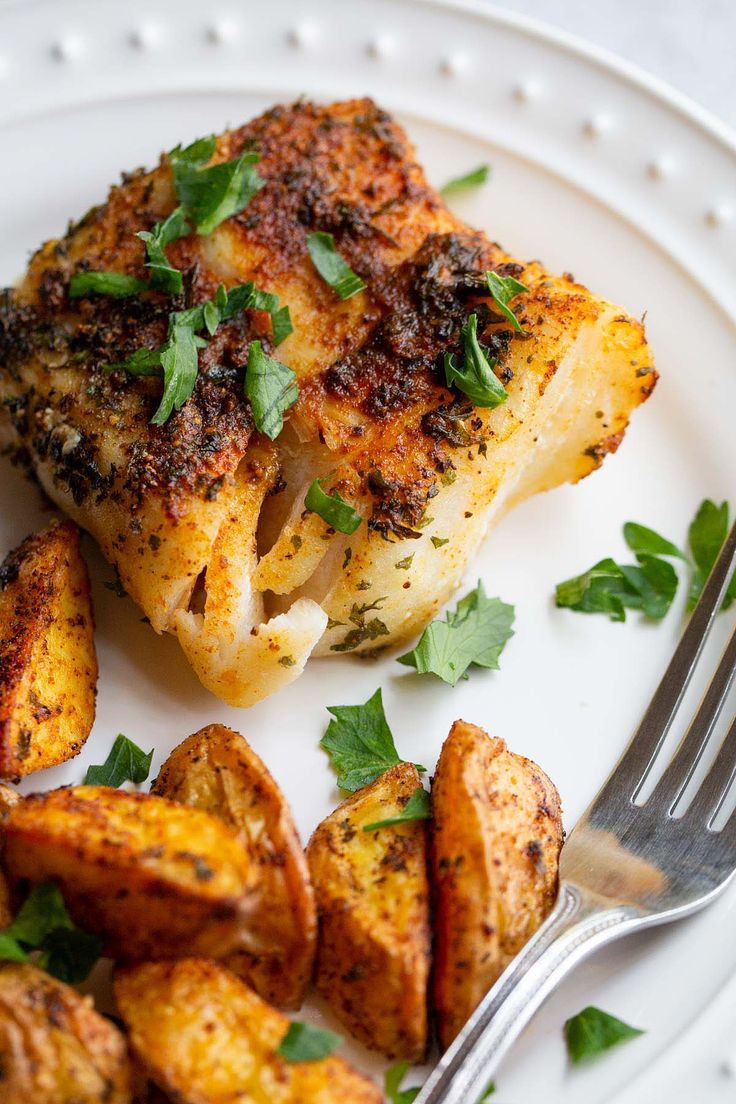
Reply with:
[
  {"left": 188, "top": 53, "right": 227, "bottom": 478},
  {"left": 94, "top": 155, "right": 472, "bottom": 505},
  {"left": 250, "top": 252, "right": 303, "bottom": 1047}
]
[
  {"left": 687, "top": 499, "right": 736, "bottom": 610},
  {"left": 564, "top": 1006, "right": 643, "bottom": 1063},
  {"left": 169, "top": 135, "right": 265, "bottom": 235},
  {"left": 111, "top": 282, "right": 293, "bottom": 427},
  {"left": 306, "top": 231, "right": 366, "bottom": 300},
  {"left": 362, "top": 786, "right": 431, "bottom": 831},
  {"left": 321, "top": 687, "right": 426, "bottom": 792},
  {"left": 0, "top": 883, "right": 102, "bottom": 984},
  {"left": 485, "top": 271, "right": 528, "bottom": 332},
  {"left": 136, "top": 206, "right": 191, "bottom": 295},
  {"left": 277, "top": 1021, "right": 342, "bottom": 1063},
  {"left": 385, "top": 1061, "right": 422, "bottom": 1103},
  {"left": 69, "top": 272, "right": 147, "bottom": 299},
  {"left": 329, "top": 599, "right": 389, "bottom": 652},
  {"left": 245, "top": 341, "right": 298, "bottom": 440},
  {"left": 398, "top": 581, "right": 515, "bottom": 686},
  {"left": 444, "top": 313, "right": 508, "bottom": 408},
  {"left": 84, "top": 733, "right": 154, "bottom": 788},
  {"left": 555, "top": 500, "right": 734, "bottom": 622},
  {"left": 304, "top": 479, "right": 363, "bottom": 535},
  {"left": 440, "top": 164, "right": 491, "bottom": 195}
]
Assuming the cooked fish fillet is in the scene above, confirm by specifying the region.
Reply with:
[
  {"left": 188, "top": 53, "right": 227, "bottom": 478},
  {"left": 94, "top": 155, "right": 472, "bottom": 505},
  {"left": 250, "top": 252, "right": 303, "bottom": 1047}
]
[{"left": 0, "top": 99, "right": 656, "bottom": 706}]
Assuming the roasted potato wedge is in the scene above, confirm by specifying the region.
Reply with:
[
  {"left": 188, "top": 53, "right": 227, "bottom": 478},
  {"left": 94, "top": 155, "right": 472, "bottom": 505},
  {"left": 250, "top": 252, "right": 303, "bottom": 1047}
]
[
  {"left": 0, "top": 961, "right": 131, "bottom": 1103},
  {"left": 0, "top": 520, "right": 97, "bottom": 779},
  {"left": 432, "top": 720, "right": 563, "bottom": 1049},
  {"left": 151, "top": 724, "right": 316, "bottom": 1009},
  {"left": 114, "top": 958, "right": 383, "bottom": 1104},
  {"left": 2, "top": 785, "right": 259, "bottom": 960},
  {"left": 306, "top": 763, "right": 430, "bottom": 1062}
]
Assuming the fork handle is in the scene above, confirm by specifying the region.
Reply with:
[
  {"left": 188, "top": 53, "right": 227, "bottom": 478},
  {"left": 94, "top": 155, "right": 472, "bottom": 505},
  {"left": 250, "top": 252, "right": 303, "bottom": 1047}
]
[{"left": 414, "top": 882, "right": 638, "bottom": 1104}]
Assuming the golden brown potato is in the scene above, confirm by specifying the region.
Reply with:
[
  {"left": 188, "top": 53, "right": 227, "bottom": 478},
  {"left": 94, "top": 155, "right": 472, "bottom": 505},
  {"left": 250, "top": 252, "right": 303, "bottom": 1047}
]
[
  {"left": 0, "top": 783, "right": 20, "bottom": 924},
  {"left": 151, "top": 724, "right": 316, "bottom": 1009},
  {"left": 0, "top": 961, "right": 131, "bottom": 1103},
  {"left": 0, "top": 519, "right": 97, "bottom": 779},
  {"left": 432, "top": 720, "right": 563, "bottom": 1049},
  {"left": 2, "top": 786, "right": 258, "bottom": 960},
  {"left": 306, "top": 763, "right": 430, "bottom": 1062},
  {"left": 114, "top": 958, "right": 383, "bottom": 1104},
  {"left": 0, "top": 782, "right": 20, "bottom": 817}
]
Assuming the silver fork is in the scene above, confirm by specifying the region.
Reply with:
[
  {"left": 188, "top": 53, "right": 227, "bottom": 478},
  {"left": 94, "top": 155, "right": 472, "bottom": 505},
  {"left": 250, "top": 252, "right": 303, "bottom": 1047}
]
[{"left": 416, "top": 521, "right": 736, "bottom": 1104}]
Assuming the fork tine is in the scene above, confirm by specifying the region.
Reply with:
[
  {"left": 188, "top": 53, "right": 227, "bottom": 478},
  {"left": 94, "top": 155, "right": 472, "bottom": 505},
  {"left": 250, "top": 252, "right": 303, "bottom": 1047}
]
[
  {"left": 686, "top": 712, "right": 736, "bottom": 827},
  {"left": 611, "top": 520, "right": 736, "bottom": 798},
  {"left": 648, "top": 626, "right": 736, "bottom": 811}
]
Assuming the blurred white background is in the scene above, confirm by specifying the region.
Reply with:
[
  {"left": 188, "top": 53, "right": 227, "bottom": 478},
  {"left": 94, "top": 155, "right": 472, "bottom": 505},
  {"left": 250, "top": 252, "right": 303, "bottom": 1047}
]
[{"left": 488, "top": 0, "right": 736, "bottom": 128}]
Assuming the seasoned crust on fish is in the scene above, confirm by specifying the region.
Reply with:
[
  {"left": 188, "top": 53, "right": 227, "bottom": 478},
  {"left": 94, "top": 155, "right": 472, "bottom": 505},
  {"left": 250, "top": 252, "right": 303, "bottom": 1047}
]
[{"left": 0, "top": 98, "right": 656, "bottom": 706}]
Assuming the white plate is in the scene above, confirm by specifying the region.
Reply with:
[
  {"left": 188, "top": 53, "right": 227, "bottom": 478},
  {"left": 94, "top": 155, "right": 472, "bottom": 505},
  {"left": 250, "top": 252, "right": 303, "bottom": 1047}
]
[{"left": 1, "top": 1, "right": 735, "bottom": 1100}]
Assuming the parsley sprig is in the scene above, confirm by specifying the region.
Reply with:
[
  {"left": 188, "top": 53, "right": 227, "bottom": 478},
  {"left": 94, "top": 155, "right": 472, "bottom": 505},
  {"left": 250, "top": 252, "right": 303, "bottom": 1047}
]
[
  {"left": 440, "top": 164, "right": 491, "bottom": 196},
  {"left": 444, "top": 313, "right": 508, "bottom": 408},
  {"left": 321, "top": 688, "right": 426, "bottom": 792},
  {"left": 485, "top": 271, "right": 528, "bottom": 332},
  {"left": 84, "top": 733, "right": 153, "bottom": 788},
  {"left": 362, "top": 786, "right": 430, "bottom": 831},
  {"left": 277, "top": 1021, "right": 342, "bottom": 1063},
  {"left": 169, "top": 135, "right": 264, "bottom": 236},
  {"left": 564, "top": 1006, "right": 643, "bottom": 1063},
  {"left": 385, "top": 1062, "right": 422, "bottom": 1103},
  {"left": 0, "top": 883, "right": 102, "bottom": 984},
  {"left": 306, "top": 231, "right": 366, "bottom": 300},
  {"left": 555, "top": 499, "right": 735, "bottom": 622},
  {"left": 398, "top": 581, "right": 515, "bottom": 686},
  {"left": 111, "top": 282, "right": 295, "bottom": 428},
  {"left": 305, "top": 479, "right": 363, "bottom": 534}
]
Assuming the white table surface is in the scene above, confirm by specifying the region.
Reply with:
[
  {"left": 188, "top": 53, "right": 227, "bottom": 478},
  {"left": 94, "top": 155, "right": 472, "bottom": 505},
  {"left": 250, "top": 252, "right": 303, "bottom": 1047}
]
[{"left": 490, "top": 0, "right": 736, "bottom": 131}]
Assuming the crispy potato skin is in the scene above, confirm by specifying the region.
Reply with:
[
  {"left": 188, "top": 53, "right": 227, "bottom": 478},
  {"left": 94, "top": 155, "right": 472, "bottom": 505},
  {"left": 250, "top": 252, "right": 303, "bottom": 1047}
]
[
  {"left": 306, "top": 763, "right": 430, "bottom": 1061},
  {"left": 432, "top": 720, "right": 563, "bottom": 1049},
  {"left": 0, "top": 520, "right": 97, "bottom": 779},
  {"left": 114, "top": 958, "right": 382, "bottom": 1104},
  {"left": 151, "top": 724, "right": 316, "bottom": 1009},
  {"left": 0, "top": 961, "right": 131, "bottom": 1103},
  {"left": 2, "top": 786, "right": 258, "bottom": 960}
]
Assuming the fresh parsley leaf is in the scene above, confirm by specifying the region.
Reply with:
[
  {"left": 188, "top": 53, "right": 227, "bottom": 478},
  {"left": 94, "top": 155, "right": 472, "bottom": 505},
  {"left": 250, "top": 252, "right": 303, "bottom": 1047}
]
[
  {"left": 152, "top": 322, "right": 208, "bottom": 426},
  {"left": 277, "top": 1021, "right": 342, "bottom": 1063},
  {"left": 84, "top": 733, "right": 154, "bottom": 788},
  {"left": 479, "top": 1083, "right": 496, "bottom": 1100},
  {"left": 111, "top": 282, "right": 292, "bottom": 426},
  {"left": 109, "top": 345, "right": 163, "bottom": 376},
  {"left": 38, "top": 926, "right": 104, "bottom": 985},
  {"left": 564, "top": 1006, "right": 644, "bottom": 1064},
  {"left": 556, "top": 542, "right": 679, "bottom": 621},
  {"left": 398, "top": 581, "right": 515, "bottom": 686},
  {"left": 170, "top": 139, "right": 264, "bottom": 236},
  {"left": 623, "top": 521, "right": 685, "bottom": 561},
  {"left": 687, "top": 499, "right": 736, "bottom": 610},
  {"left": 0, "top": 932, "right": 27, "bottom": 962},
  {"left": 304, "top": 479, "right": 363, "bottom": 535},
  {"left": 306, "top": 231, "right": 366, "bottom": 300},
  {"left": 170, "top": 135, "right": 217, "bottom": 167},
  {"left": 440, "top": 164, "right": 491, "bottom": 195},
  {"left": 444, "top": 313, "right": 508, "bottom": 408},
  {"left": 485, "top": 271, "right": 529, "bottom": 332},
  {"left": 385, "top": 1061, "right": 421, "bottom": 1103},
  {"left": 69, "top": 272, "right": 147, "bottom": 299},
  {"left": 136, "top": 206, "right": 190, "bottom": 294},
  {"left": 245, "top": 340, "right": 298, "bottom": 440},
  {"left": 271, "top": 304, "right": 294, "bottom": 346},
  {"left": 362, "top": 786, "right": 431, "bottom": 831},
  {"left": 0, "top": 883, "right": 102, "bottom": 984},
  {"left": 321, "top": 688, "right": 425, "bottom": 792},
  {"left": 7, "top": 882, "right": 71, "bottom": 947}
]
